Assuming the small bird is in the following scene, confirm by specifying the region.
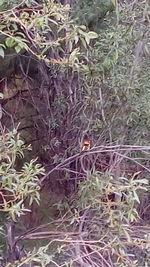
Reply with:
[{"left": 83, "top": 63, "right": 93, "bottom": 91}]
[{"left": 81, "top": 134, "right": 91, "bottom": 151}]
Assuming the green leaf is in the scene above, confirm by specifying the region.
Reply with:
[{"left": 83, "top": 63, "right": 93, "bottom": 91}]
[
  {"left": 82, "top": 64, "right": 90, "bottom": 72},
  {"left": 133, "top": 191, "right": 140, "bottom": 203},
  {"left": 85, "top": 35, "right": 90, "bottom": 45},
  {"left": 87, "top": 31, "right": 98, "bottom": 39},
  {"left": 133, "top": 179, "right": 148, "bottom": 184},
  {"left": 81, "top": 31, "right": 98, "bottom": 46},
  {"left": 111, "top": 0, "right": 116, "bottom": 6},
  {"left": 74, "top": 35, "right": 79, "bottom": 45},
  {"left": 124, "top": 229, "right": 131, "bottom": 242},
  {"left": 80, "top": 37, "right": 87, "bottom": 48},
  {"left": 0, "top": 47, "right": 4, "bottom": 58},
  {"left": 144, "top": 44, "right": 150, "bottom": 55},
  {"left": 15, "top": 45, "right": 22, "bottom": 54},
  {"left": 79, "top": 25, "right": 86, "bottom": 31},
  {"left": 69, "top": 48, "right": 80, "bottom": 62},
  {"left": 0, "top": 25, "right": 6, "bottom": 30},
  {"left": 0, "top": 44, "right": 6, "bottom": 49},
  {"left": 5, "top": 37, "right": 16, "bottom": 48}
]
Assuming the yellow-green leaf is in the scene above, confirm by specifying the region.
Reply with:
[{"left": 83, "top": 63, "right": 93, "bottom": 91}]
[
  {"left": 5, "top": 37, "right": 16, "bottom": 48},
  {"left": 111, "top": 0, "right": 116, "bottom": 6},
  {"left": 15, "top": 45, "right": 22, "bottom": 54}
]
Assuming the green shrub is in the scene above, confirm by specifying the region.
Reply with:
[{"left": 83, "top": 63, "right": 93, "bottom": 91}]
[{"left": 0, "top": 128, "right": 44, "bottom": 220}]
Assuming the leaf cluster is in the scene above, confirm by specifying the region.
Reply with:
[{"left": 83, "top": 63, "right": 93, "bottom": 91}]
[
  {"left": 0, "top": 129, "right": 44, "bottom": 220},
  {"left": 0, "top": 0, "right": 98, "bottom": 68},
  {"left": 58, "top": 169, "right": 150, "bottom": 266}
]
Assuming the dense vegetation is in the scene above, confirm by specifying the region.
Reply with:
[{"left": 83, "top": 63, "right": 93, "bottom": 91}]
[{"left": 0, "top": 0, "right": 150, "bottom": 266}]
